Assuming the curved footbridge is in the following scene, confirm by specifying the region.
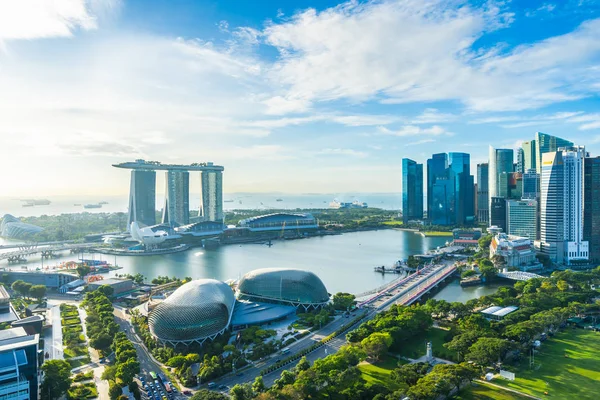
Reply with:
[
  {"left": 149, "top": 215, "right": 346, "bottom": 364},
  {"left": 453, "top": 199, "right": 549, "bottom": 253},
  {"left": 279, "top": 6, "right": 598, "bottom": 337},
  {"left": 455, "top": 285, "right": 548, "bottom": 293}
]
[
  {"left": 497, "top": 271, "right": 544, "bottom": 281},
  {"left": 0, "top": 243, "right": 97, "bottom": 262},
  {"left": 357, "top": 262, "right": 458, "bottom": 311}
]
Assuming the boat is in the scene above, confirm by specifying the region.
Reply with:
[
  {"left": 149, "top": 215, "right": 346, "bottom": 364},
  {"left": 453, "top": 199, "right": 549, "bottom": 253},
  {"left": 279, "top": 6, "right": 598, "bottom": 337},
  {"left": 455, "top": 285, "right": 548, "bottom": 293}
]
[
  {"left": 276, "top": 198, "right": 283, "bottom": 202},
  {"left": 84, "top": 204, "right": 102, "bottom": 209},
  {"left": 99, "top": 201, "right": 109, "bottom": 205},
  {"left": 22, "top": 203, "right": 34, "bottom": 207},
  {"left": 329, "top": 199, "right": 368, "bottom": 209},
  {"left": 224, "top": 200, "right": 234, "bottom": 203},
  {"left": 21, "top": 198, "right": 51, "bottom": 206}
]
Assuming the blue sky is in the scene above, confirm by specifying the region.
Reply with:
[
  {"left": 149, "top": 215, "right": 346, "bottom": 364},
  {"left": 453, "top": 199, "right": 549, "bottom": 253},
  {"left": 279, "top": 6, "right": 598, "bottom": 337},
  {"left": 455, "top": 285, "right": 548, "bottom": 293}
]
[{"left": 1, "top": 0, "right": 600, "bottom": 196}]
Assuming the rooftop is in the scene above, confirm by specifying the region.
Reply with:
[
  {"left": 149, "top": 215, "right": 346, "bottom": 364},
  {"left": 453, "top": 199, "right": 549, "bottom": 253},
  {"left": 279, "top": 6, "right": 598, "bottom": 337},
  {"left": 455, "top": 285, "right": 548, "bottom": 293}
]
[
  {"left": 0, "top": 327, "right": 38, "bottom": 352},
  {"left": 113, "top": 159, "right": 224, "bottom": 172},
  {"left": 0, "top": 286, "right": 9, "bottom": 301},
  {"left": 89, "top": 278, "right": 132, "bottom": 286}
]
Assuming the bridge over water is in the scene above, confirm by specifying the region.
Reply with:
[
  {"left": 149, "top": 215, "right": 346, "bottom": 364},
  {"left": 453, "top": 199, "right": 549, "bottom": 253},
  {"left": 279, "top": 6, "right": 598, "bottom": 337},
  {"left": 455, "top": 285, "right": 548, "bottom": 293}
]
[
  {"left": 0, "top": 243, "right": 97, "bottom": 262},
  {"left": 497, "top": 271, "right": 544, "bottom": 281}
]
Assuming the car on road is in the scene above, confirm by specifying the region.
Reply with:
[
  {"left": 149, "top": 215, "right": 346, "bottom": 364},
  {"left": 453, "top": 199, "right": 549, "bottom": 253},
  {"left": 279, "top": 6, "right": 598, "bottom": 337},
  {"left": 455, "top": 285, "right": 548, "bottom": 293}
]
[
  {"left": 182, "top": 390, "right": 192, "bottom": 396},
  {"left": 218, "top": 385, "right": 228, "bottom": 390}
]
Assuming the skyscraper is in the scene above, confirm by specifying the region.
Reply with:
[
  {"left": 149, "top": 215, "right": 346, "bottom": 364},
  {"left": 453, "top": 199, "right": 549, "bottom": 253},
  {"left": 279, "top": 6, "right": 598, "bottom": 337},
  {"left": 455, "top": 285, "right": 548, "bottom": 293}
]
[
  {"left": 584, "top": 157, "right": 600, "bottom": 263},
  {"left": 535, "top": 132, "right": 573, "bottom": 174},
  {"left": 490, "top": 197, "right": 507, "bottom": 232},
  {"left": 477, "top": 163, "right": 489, "bottom": 223},
  {"left": 507, "top": 199, "right": 538, "bottom": 240},
  {"left": 127, "top": 169, "right": 156, "bottom": 227},
  {"left": 162, "top": 170, "right": 190, "bottom": 227},
  {"left": 201, "top": 170, "right": 224, "bottom": 223},
  {"left": 522, "top": 140, "right": 536, "bottom": 171},
  {"left": 516, "top": 147, "right": 525, "bottom": 173},
  {"left": 402, "top": 158, "right": 424, "bottom": 223},
  {"left": 427, "top": 153, "right": 448, "bottom": 217},
  {"left": 448, "top": 152, "right": 475, "bottom": 225},
  {"left": 539, "top": 147, "right": 588, "bottom": 265},
  {"left": 522, "top": 169, "right": 539, "bottom": 200},
  {"left": 488, "top": 146, "right": 514, "bottom": 225},
  {"left": 430, "top": 177, "right": 454, "bottom": 225}
]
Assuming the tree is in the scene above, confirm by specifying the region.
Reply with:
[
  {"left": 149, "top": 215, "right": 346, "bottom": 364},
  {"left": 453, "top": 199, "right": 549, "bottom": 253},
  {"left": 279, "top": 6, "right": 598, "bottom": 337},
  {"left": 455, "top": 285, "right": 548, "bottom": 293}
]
[
  {"left": 252, "top": 375, "right": 266, "bottom": 394},
  {"left": 11, "top": 280, "right": 32, "bottom": 297},
  {"left": 90, "top": 332, "right": 113, "bottom": 352},
  {"left": 76, "top": 265, "right": 92, "bottom": 279},
  {"left": 557, "top": 280, "right": 569, "bottom": 292},
  {"left": 230, "top": 383, "right": 254, "bottom": 400},
  {"left": 361, "top": 332, "right": 392, "bottom": 361},
  {"left": 332, "top": 292, "right": 356, "bottom": 311},
  {"left": 29, "top": 284, "right": 47, "bottom": 301},
  {"left": 97, "top": 284, "right": 115, "bottom": 297},
  {"left": 478, "top": 235, "right": 493, "bottom": 250},
  {"left": 466, "top": 337, "right": 512, "bottom": 367},
  {"left": 40, "top": 360, "right": 72, "bottom": 400},
  {"left": 391, "top": 362, "right": 429, "bottom": 386},
  {"left": 191, "top": 390, "right": 228, "bottom": 400},
  {"left": 115, "top": 358, "right": 140, "bottom": 386},
  {"left": 295, "top": 356, "right": 311, "bottom": 372},
  {"left": 108, "top": 381, "right": 123, "bottom": 400},
  {"left": 444, "top": 330, "right": 482, "bottom": 360}
]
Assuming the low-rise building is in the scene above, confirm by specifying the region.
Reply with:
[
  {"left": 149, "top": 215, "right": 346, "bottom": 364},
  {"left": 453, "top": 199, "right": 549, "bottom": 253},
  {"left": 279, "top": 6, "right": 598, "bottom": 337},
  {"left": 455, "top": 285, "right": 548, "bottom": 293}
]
[
  {"left": 452, "top": 229, "right": 482, "bottom": 247},
  {"left": 88, "top": 278, "right": 134, "bottom": 295},
  {"left": 480, "top": 305, "right": 519, "bottom": 321},
  {"left": 0, "top": 327, "right": 39, "bottom": 400},
  {"left": 490, "top": 233, "right": 541, "bottom": 270}
]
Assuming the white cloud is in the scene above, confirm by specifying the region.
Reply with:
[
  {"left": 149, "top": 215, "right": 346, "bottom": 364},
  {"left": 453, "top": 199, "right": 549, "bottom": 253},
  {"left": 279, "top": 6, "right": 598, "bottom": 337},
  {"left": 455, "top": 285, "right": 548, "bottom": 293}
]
[
  {"left": 378, "top": 125, "right": 451, "bottom": 137},
  {"left": 406, "top": 139, "right": 436, "bottom": 146},
  {"left": 316, "top": 148, "right": 368, "bottom": 158},
  {"left": 0, "top": 0, "right": 108, "bottom": 41},
  {"left": 410, "top": 108, "right": 456, "bottom": 124}
]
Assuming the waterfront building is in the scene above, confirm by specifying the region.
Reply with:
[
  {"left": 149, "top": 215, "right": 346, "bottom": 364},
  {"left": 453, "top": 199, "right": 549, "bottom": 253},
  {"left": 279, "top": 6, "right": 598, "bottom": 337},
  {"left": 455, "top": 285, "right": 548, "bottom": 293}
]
[
  {"left": 516, "top": 147, "right": 525, "bottom": 173},
  {"left": 584, "top": 157, "right": 600, "bottom": 263},
  {"left": 477, "top": 163, "right": 489, "bottom": 223},
  {"left": 162, "top": 170, "right": 190, "bottom": 227},
  {"left": 507, "top": 199, "right": 538, "bottom": 240},
  {"left": 3, "top": 271, "right": 77, "bottom": 289},
  {"left": 201, "top": 169, "right": 224, "bottom": 223},
  {"left": 539, "top": 147, "right": 588, "bottom": 265},
  {"left": 237, "top": 268, "right": 329, "bottom": 311},
  {"left": 535, "top": 132, "right": 573, "bottom": 174},
  {"left": 430, "top": 177, "right": 454, "bottom": 225},
  {"left": 401, "top": 158, "right": 424, "bottom": 222},
  {"left": 238, "top": 213, "right": 318, "bottom": 232},
  {"left": 426, "top": 153, "right": 448, "bottom": 217},
  {"left": 0, "top": 327, "right": 39, "bottom": 400},
  {"left": 490, "top": 197, "right": 507, "bottom": 233},
  {"left": 522, "top": 140, "right": 536, "bottom": 172},
  {"left": 127, "top": 169, "right": 156, "bottom": 227},
  {"left": 149, "top": 279, "right": 236, "bottom": 346},
  {"left": 0, "top": 215, "right": 43, "bottom": 240},
  {"left": 488, "top": 146, "right": 514, "bottom": 223},
  {"left": 490, "top": 233, "right": 541, "bottom": 271},
  {"left": 449, "top": 152, "right": 475, "bottom": 225}
]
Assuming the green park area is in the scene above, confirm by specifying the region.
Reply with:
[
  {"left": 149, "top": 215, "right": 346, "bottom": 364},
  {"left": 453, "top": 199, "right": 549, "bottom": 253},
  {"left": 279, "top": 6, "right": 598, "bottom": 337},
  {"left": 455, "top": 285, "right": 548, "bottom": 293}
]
[
  {"left": 421, "top": 231, "right": 454, "bottom": 237},
  {"left": 453, "top": 383, "right": 531, "bottom": 400},
  {"left": 494, "top": 328, "right": 600, "bottom": 400},
  {"left": 396, "top": 328, "right": 456, "bottom": 361},
  {"left": 358, "top": 356, "right": 404, "bottom": 390}
]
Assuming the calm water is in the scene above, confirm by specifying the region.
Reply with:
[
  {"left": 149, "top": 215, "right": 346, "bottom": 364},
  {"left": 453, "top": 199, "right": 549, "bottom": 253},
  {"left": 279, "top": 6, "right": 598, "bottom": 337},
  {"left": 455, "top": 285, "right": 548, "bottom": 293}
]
[{"left": 0, "top": 229, "right": 499, "bottom": 301}]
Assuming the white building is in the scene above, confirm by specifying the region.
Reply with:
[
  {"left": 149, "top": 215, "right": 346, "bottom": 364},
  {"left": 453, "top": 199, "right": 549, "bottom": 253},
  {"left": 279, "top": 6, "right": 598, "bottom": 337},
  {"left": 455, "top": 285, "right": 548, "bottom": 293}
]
[
  {"left": 538, "top": 146, "right": 588, "bottom": 265},
  {"left": 491, "top": 233, "right": 540, "bottom": 270}
]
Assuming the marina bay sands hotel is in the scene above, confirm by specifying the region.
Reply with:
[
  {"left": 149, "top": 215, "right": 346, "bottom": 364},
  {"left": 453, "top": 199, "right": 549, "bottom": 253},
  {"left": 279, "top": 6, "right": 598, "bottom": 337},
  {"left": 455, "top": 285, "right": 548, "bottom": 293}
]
[{"left": 113, "top": 160, "right": 224, "bottom": 228}]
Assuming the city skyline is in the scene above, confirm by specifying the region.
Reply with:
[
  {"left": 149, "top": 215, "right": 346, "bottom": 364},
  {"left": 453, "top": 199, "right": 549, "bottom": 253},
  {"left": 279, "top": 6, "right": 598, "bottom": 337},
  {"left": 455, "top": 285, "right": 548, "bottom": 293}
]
[{"left": 1, "top": 1, "right": 600, "bottom": 196}]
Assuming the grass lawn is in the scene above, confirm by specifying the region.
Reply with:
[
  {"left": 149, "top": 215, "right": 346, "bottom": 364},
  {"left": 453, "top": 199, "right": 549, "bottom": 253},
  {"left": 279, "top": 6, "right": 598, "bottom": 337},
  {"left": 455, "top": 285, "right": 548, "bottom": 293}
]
[
  {"left": 396, "top": 328, "right": 456, "bottom": 361},
  {"left": 67, "top": 382, "right": 98, "bottom": 399},
  {"left": 382, "top": 220, "right": 404, "bottom": 226},
  {"left": 67, "top": 356, "right": 91, "bottom": 369},
  {"left": 422, "top": 231, "right": 454, "bottom": 237},
  {"left": 452, "top": 383, "right": 531, "bottom": 400},
  {"left": 64, "top": 345, "right": 89, "bottom": 358},
  {"left": 62, "top": 318, "right": 81, "bottom": 326},
  {"left": 358, "top": 355, "right": 404, "bottom": 390},
  {"left": 494, "top": 328, "right": 600, "bottom": 400}
]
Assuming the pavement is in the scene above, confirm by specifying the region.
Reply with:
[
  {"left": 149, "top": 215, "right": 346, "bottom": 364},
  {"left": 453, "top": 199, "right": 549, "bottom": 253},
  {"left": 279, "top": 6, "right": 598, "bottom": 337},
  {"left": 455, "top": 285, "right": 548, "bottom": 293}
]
[{"left": 44, "top": 300, "right": 65, "bottom": 360}]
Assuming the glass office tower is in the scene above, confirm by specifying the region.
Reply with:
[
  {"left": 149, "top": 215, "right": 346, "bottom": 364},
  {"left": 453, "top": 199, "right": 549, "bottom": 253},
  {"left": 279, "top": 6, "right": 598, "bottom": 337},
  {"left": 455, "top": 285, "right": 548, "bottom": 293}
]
[
  {"left": 427, "top": 153, "right": 448, "bottom": 217},
  {"left": 522, "top": 140, "right": 536, "bottom": 172},
  {"left": 507, "top": 199, "right": 538, "bottom": 240},
  {"left": 201, "top": 170, "right": 224, "bottom": 222},
  {"left": 488, "top": 146, "right": 514, "bottom": 225},
  {"left": 584, "top": 157, "right": 600, "bottom": 263},
  {"left": 477, "top": 163, "right": 489, "bottom": 223},
  {"left": 535, "top": 132, "right": 573, "bottom": 174},
  {"left": 127, "top": 169, "right": 156, "bottom": 228},
  {"left": 430, "top": 178, "right": 454, "bottom": 225},
  {"left": 490, "top": 197, "right": 507, "bottom": 232},
  {"left": 402, "top": 158, "right": 424, "bottom": 223},
  {"left": 449, "top": 152, "right": 474, "bottom": 225}
]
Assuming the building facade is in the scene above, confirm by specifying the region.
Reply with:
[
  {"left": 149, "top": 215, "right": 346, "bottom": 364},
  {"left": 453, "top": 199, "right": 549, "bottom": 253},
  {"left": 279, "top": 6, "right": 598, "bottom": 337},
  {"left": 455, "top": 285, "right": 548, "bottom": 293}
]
[
  {"left": 490, "top": 234, "right": 539, "bottom": 270},
  {"left": 535, "top": 132, "right": 574, "bottom": 174},
  {"left": 127, "top": 170, "right": 157, "bottom": 227},
  {"left": 401, "top": 158, "right": 424, "bottom": 222},
  {"left": 539, "top": 147, "right": 588, "bottom": 265},
  {"left": 490, "top": 197, "right": 507, "bottom": 233},
  {"left": 522, "top": 140, "right": 536, "bottom": 172},
  {"left": 488, "top": 146, "right": 514, "bottom": 224},
  {"left": 516, "top": 147, "right": 525, "bottom": 173},
  {"left": 426, "top": 153, "right": 448, "bottom": 218},
  {"left": 162, "top": 171, "right": 190, "bottom": 227},
  {"left": 0, "top": 327, "right": 39, "bottom": 400},
  {"left": 201, "top": 170, "right": 224, "bottom": 223},
  {"left": 449, "top": 152, "right": 475, "bottom": 225},
  {"left": 522, "top": 169, "right": 539, "bottom": 199},
  {"left": 584, "top": 157, "right": 600, "bottom": 263},
  {"left": 507, "top": 199, "right": 538, "bottom": 240},
  {"left": 477, "top": 163, "right": 489, "bottom": 223}
]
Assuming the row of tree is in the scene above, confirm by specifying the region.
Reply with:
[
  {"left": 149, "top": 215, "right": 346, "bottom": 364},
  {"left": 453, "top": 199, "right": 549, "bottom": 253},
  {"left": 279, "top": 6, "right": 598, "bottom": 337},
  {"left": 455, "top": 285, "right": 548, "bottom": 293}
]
[{"left": 11, "top": 279, "right": 47, "bottom": 301}]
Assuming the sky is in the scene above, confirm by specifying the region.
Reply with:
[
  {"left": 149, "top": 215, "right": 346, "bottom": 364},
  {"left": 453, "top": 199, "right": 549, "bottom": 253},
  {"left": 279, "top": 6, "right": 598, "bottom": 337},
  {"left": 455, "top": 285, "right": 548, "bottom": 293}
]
[{"left": 1, "top": 0, "right": 600, "bottom": 197}]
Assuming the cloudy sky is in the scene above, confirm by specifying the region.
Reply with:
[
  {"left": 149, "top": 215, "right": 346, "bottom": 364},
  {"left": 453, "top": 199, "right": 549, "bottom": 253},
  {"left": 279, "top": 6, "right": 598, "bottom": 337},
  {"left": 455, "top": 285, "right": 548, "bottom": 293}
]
[{"left": 1, "top": 0, "right": 600, "bottom": 196}]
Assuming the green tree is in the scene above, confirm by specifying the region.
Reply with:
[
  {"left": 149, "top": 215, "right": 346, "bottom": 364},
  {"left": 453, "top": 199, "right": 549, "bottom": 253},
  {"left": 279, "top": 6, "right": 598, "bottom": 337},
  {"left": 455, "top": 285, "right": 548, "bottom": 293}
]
[
  {"left": 116, "top": 358, "right": 140, "bottom": 386},
  {"left": 332, "top": 292, "right": 356, "bottom": 311},
  {"left": 295, "top": 356, "right": 311, "bottom": 372},
  {"left": 76, "top": 265, "right": 92, "bottom": 279},
  {"left": 29, "top": 284, "right": 47, "bottom": 301},
  {"left": 90, "top": 332, "right": 113, "bottom": 352},
  {"left": 230, "top": 383, "right": 254, "bottom": 400},
  {"left": 11, "top": 280, "right": 32, "bottom": 297},
  {"left": 391, "top": 362, "right": 429, "bottom": 386},
  {"left": 96, "top": 284, "right": 115, "bottom": 297},
  {"left": 252, "top": 375, "right": 266, "bottom": 394},
  {"left": 478, "top": 235, "right": 493, "bottom": 250},
  {"left": 40, "top": 360, "right": 72, "bottom": 400},
  {"left": 190, "top": 390, "right": 228, "bottom": 400},
  {"left": 361, "top": 332, "right": 393, "bottom": 361},
  {"left": 108, "top": 381, "right": 123, "bottom": 400},
  {"left": 466, "top": 337, "right": 512, "bottom": 367}
]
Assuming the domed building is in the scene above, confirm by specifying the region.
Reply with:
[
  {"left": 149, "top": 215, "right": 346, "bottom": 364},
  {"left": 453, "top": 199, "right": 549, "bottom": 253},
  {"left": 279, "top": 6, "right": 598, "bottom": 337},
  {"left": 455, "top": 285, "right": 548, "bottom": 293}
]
[
  {"left": 237, "top": 268, "right": 330, "bottom": 310},
  {"left": 148, "top": 279, "right": 236, "bottom": 345},
  {"left": 1, "top": 214, "right": 43, "bottom": 240}
]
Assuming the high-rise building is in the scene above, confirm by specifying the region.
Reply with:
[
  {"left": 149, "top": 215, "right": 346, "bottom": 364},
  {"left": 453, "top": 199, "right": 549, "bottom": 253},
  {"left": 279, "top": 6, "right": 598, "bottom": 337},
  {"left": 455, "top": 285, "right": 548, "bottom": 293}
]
[
  {"left": 584, "top": 157, "right": 600, "bottom": 263},
  {"left": 490, "top": 197, "right": 507, "bottom": 232},
  {"left": 488, "top": 147, "right": 514, "bottom": 224},
  {"left": 430, "top": 177, "right": 454, "bottom": 226},
  {"left": 507, "top": 199, "right": 538, "bottom": 240},
  {"left": 448, "top": 152, "right": 475, "bottom": 225},
  {"left": 516, "top": 147, "right": 525, "bottom": 173},
  {"left": 477, "top": 163, "right": 489, "bottom": 223},
  {"left": 127, "top": 169, "right": 156, "bottom": 227},
  {"left": 401, "top": 158, "right": 424, "bottom": 223},
  {"left": 522, "top": 169, "right": 539, "bottom": 200},
  {"left": 522, "top": 140, "right": 536, "bottom": 171},
  {"left": 498, "top": 172, "right": 522, "bottom": 199},
  {"left": 539, "top": 147, "right": 588, "bottom": 265},
  {"left": 201, "top": 170, "right": 224, "bottom": 223},
  {"left": 0, "top": 327, "right": 39, "bottom": 400},
  {"left": 535, "top": 132, "right": 574, "bottom": 174},
  {"left": 162, "top": 171, "right": 190, "bottom": 227},
  {"left": 427, "top": 153, "right": 448, "bottom": 216}
]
